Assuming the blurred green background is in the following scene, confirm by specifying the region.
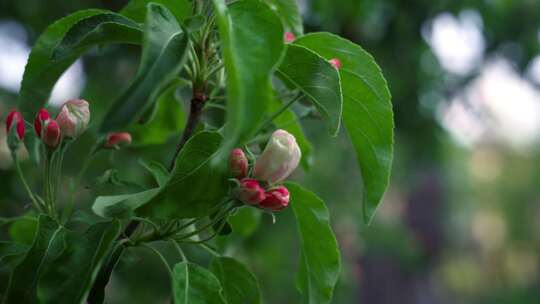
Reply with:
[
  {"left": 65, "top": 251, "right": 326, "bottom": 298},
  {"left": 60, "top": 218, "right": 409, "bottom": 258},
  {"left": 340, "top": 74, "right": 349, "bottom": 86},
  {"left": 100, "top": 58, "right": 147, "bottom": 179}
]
[{"left": 1, "top": 0, "right": 540, "bottom": 303}]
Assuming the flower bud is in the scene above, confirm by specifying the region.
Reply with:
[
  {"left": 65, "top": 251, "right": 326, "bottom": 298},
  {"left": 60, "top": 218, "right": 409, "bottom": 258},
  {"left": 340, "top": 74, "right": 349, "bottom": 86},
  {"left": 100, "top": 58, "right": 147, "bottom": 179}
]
[
  {"left": 284, "top": 31, "right": 296, "bottom": 43},
  {"left": 329, "top": 58, "right": 341, "bottom": 70},
  {"left": 253, "top": 129, "right": 301, "bottom": 184},
  {"left": 43, "top": 120, "right": 61, "bottom": 149},
  {"left": 34, "top": 108, "right": 50, "bottom": 138},
  {"left": 105, "top": 132, "right": 132, "bottom": 149},
  {"left": 234, "top": 178, "right": 265, "bottom": 205},
  {"left": 260, "top": 186, "right": 290, "bottom": 211},
  {"left": 56, "top": 99, "right": 90, "bottom": 138},
  {"left": 229, "top": 148, "right": 248, "bottom": 178},
  {"left": 6, "top": 110, "right": 25, "bottom": 140}
]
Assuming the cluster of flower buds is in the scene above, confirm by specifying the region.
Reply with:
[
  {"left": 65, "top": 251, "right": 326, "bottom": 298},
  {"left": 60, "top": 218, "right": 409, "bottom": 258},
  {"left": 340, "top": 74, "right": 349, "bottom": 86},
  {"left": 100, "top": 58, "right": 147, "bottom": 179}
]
[
  {"left": 230, "top": 129, "right": 301, "bottom": 212},
  {"left": 32, "top": 99, "right": 90, "bottom": 150}
]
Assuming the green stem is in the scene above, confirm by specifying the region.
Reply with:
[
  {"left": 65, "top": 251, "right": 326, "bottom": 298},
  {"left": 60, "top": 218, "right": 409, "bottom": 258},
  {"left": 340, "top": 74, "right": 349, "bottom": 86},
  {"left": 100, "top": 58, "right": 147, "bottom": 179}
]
[
  {"left": 173, "top": 204, "right": 235, "bottom": 242},
  {"left": 12, "top": 153, "right": 42, "bottom": 212},
  {"left": 198, "top": 243, "right": 220, "bottom": 257},
  {"left": 169, "top": 239, "right": 187, "bottom": 262},
  {"left": 44, "top": 149, "right": 55, "bottom": 217}
]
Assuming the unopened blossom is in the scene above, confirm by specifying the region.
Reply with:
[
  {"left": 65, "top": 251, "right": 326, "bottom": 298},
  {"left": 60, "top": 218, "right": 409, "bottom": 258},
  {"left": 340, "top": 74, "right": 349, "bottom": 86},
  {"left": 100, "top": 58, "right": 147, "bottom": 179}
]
[
  {"left": 260, "top": 186, "right": 290, "bottom": 211},
  {"left": 56, "top": 99, "right": 90, "bottom": 138},
  {"left": 284, "top": 32, "right": 296, "bottom": 43},
  {"left": 34, "top": 108, "right": 50, "bottom": 138},
  {"left": 43, "top": 120, "right": 61, "bottom": 148},
  {"left": 234, "top": 178, "right": 265, "bottom": 205},
  {"left": 253, "top": 129, "right": 301, "bottom": 184},
  {"left": 329, "top": 58, "right": 342, "bottom": 70},
  {"left": 105, "top": 132, "right": 132, "bottom": 149},
  {"left": 229, "top": 148, "right": 248, "bottom": 178},
  {"left": 5, "top": 110, "right": 25, "bottom": 140}
]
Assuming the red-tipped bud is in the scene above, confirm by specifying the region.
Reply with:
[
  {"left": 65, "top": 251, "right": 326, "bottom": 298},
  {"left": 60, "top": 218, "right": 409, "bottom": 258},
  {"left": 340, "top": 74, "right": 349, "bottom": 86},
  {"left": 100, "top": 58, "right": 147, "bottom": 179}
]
[
  {"left": 34, "top": 108, "right": 50, "bottom": 138},
  {"left": 329, "top": 58, "right": 341, "bottom": 70},
  {"left": 234, "top": 178, "right": 265, "bottom": 205},
  {"left": 229, "top": 148, "right": 248, "bottom": 178},
  {"left": 43, "top": 120, "right": 61, "bottom": 149},
  {"left": 56, "top": 99, "right": 90, "bottom": 138},
  {"left": 6, "top": 110, "right": 25, "bottom": 140},
  {"left": 284, "top": 31, "right": 296, "bottom": 43},
  {"left": 260, "top": 186, "right": 290, "bottom": 211},
  {"left": 105, "top": 132, "right": 132, "bottom": 149}
]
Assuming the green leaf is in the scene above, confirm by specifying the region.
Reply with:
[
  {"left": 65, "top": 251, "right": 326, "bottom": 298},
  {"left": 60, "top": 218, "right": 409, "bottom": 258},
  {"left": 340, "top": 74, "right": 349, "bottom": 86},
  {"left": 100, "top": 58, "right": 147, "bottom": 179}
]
[
  {"left": 294, "top": 33, "right": 393, "bottom": 223},
  {"left": 210, "top": 256, "right": 262, "bottom": 304},
  {"left": 228, "top": 206, "right": 261, "bottom": 237},
  {"left": 36, "top": 221, "right": 121, "bottom": 303},
  {"left": 52, "top": 12, "right": 142, "bottom": 61},
  {"left": 17, "top": 9, "right": 138, "bottom": 119},
  {"left": 138, "top": 159, "right": 170, "bottom": 187},
  {"left": 92, "top": 188, "right": 161, "bottom": 218},
  {"left": 286, "top": 182, "right": 341, "bottom": 304},
  {"left": 269, "top": 96, "right": 314, "bottom": 169},
  {"left": 137, "top": 131, "right": 227, "bottom": 219},
  {"left": 212, "top": 0, "right": 285, "bottom": 160},
  {"left": 121, "top": 0, "right": 192, "bottom": 24},
  {"left": 8, "top": 215, "right": 38, "bottom": 245},
  {"left": 265, "top": 0, "right": 304, "bottom": 35},
  {"left": 277, "top": 44, "right": 342, "bottom": 136},
  {"left": 0, "top": 242, "right": 29, "bottom": 272},
  {"left": 172, "top": 262, "right": 226, "bottom": 304},
  {"left": 129, "top": 78, "right": 186, "bottom": 146},
  {"left": 4, "top": 215, "right": 66, "bottom": 303},
  {"left": 3, "top": 216, "right": 121, "bottom": 304},
  {"left": 100, "top": 3, "right": 190, "bottom": 132}
]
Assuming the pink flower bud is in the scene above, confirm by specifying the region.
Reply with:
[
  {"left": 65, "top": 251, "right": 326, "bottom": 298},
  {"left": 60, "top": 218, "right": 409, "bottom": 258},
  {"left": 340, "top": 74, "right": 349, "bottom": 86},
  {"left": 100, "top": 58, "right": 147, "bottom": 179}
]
[
  {"left": 260, "top": 186, "right": 290, "bottom": 211},
  {"left": 43, "top": 120, "right": 61, "bottom": 148},
  {"left": 329, "top": 58, "right": 341, "bottom": 70},
  {"left": 234, "top": 178, "right": 265, "bottom": 205},
  {"left": 229, "top": 148, "right": 248, "bottom": 178},
  {"left": 56, "top": 99, "right": 90, "bottom": 138},
  {"left": 34, "top": 108, "right": 50, "bottom": 138},
  {"left": 6, "top": 110, "right": 25, "bottom": 140},
  {"left": 284, "top": 31, "right": 296, "bottom": 43},
  {"left": 105, "top": 132, "right": 132, "bottom": 148},
  {"left": 253, "top": 129, "right": 301, "bottom": 184}
]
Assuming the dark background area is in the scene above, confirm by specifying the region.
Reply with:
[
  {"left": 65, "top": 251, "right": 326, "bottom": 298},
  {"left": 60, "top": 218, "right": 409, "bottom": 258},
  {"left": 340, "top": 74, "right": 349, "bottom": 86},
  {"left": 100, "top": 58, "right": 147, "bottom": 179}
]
[{"left": 1, "top": 0, "right": 540, "bottom": 303}]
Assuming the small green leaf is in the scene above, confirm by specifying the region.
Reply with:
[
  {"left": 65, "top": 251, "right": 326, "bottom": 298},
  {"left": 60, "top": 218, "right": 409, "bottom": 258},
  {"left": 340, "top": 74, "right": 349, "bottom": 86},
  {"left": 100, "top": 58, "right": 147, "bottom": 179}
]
[
  {"left": 92, "top": 188, "right": 161, "bottom": 218},
  {"left": 286, "top": 182, "right": 341, "bottom": 304},
  {"left": 172, "top": 262, "right": 226, "bottom": 304},
  {"left": 137, "top": 131, "right": 227, "bottom": 219},
  {"left": 8, "top": 214, "right": 38, "bottom": 245},
  {"left": 265, "top": 0, "right": 304, "bottom": 35},
  {"left": 100, "top": 3, "right": 190, "bottom": 132},
  {"left": 212, "top": 0, "right": 285, "bottom": 161},
  {"left": 121, "top": 0, "right": 192, "bottom": 24},
  {"left": 4, "top": 215, "right": 66, "bottom": 303},
  {"left": 138, "top": 159, "right": 170, "bottom": 187},
  {"left": 17, "top": 9, "right": 137, "bottom": 119},
  {"left": 277, "top": 44, "right": 343, "bottom": 136},
  {"left": 294, "top": 33, "right": 394, "bottom": 223},
  {"left": 210, "top": 256, "right": 262, "bottom": 304},
  {"left": 36, "top": 221, "right": 121, "bottom": 303},
  {"left": 269, "top": 96, "right": 314, "bottom": 169},
  {"left": 52, "top": 12, "right": 142, "bottom": 61}
]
